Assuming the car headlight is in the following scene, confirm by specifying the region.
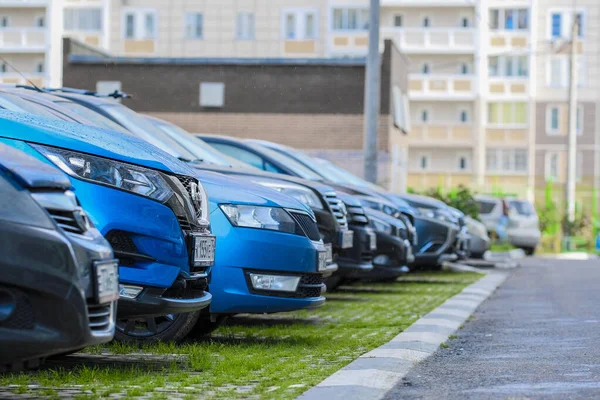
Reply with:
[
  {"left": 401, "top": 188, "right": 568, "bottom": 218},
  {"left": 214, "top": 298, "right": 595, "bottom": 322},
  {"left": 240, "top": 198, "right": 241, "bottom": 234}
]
[
  {"left": 252, "top": 181, "right": 324, "bottom": 210},
  {"left": 417, "top": 207, "right": 436, "bottom": 219},
  {"left": 369, "top": 216, "right": 393, "bottom": 235},
  {"left": 34, "top": 145, "right": 173, "bottom": 202},
  {"left": 220, "top": 204, "right": 297, "bottom": 233},
  {"left": 418, "top": 207, "right": 455, "bottom": 223}
]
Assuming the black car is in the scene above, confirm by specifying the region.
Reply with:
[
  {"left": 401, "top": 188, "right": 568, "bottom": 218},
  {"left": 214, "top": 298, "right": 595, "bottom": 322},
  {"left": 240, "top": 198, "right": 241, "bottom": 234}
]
[{"left": 0, "top": 144, "right": 118, "bottom": 371}]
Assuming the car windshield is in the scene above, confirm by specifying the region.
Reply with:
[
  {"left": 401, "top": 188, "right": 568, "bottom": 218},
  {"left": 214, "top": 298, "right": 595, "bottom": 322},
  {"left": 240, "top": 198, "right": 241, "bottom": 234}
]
[
  {"left": 55, "top": 100, "right": 130, "bottom": 134},
  {"left": 510, "top": 200, "right": 536, "bottom": 216},
  {"left": 0, "top": 92, "right": 61, "bottom": 118},
  {"left": 477, "top": 200, "right": 497, "bottom": 215},
  {"left": 149, "top": 119, "right": 246, "bottom": 167},
  {"left": 314, "top": 158, "right": 383, "bottom": 191},
  {"left": 101, "top": 104, "right": 199, "bottom": 161},
  {"left": 248, "top": 143, "right": 324, "bottom": 181}
]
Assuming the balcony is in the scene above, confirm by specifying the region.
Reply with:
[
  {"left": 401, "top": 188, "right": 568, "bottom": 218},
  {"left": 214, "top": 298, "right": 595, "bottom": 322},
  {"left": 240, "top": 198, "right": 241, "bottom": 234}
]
[
  {"left": 328, "top": 32, "right": 368, "bottom": 57},
  {"left": 381, "top": 27, "right": 476, "bottom": 54},
  {"left": 0, "top": 28, "right": 46, "bottom": 52},
  {"left": 382, "top": 0, "right": 476, "bottom": 6},
  {"left": 0, "top": 1, "right": 48, "bottom": 7},
  {"left": 486, "top": 127, "right": 529, "bottom": 145},
  {"left": 487, "top": 78, "right": 529, "bottom": 98},
  {"left": 409, "top": 124, "right": 473, "bottom": 146},
  {"left": 408, "top": 74, "right": 476, "bottom": 101},
  {"left": 489, "top": 32, "right": 530, "bottom": 54}
]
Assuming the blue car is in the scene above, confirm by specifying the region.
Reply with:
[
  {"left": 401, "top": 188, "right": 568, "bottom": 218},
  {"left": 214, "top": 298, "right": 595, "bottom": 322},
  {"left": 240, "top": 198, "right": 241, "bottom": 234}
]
[
  {"left": 0, "top": 89, "right": 328, "bottom": 335},
  {"left": 0, "top": 111, "right": 215, "bottom": 343}
]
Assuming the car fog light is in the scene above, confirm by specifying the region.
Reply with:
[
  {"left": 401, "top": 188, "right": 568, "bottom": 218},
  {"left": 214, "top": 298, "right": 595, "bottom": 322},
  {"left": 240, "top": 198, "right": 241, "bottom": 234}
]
[
  {"left": 373, "top": 254, "right": 391, "bottom": 266},
  {"left": 119, "top": 285, "right": 143, "bottom": 299},
  {"left": 249, "top": 274, "right": 300, "bottom": 293}
]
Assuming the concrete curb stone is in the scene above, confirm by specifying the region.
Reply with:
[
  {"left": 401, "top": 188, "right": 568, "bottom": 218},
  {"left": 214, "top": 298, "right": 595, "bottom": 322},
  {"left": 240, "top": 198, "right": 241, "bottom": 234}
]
[{"left": 297, "top": 272, "right": 508, "bottom": 400}]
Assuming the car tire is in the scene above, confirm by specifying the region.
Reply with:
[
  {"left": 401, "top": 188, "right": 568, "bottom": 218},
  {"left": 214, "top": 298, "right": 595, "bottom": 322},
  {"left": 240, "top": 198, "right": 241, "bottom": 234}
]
[
  {"left": 324, "top": 275, "right": 343, "bottom": 291},
  {"left": 187, "top": 314, "right": 229, "bottom": 338},
  {"left": 523, "top": 247, "right": 536, "bottom": 256},
  {"left": 114, "top": 311, "right": 201, "bottom": 343}
]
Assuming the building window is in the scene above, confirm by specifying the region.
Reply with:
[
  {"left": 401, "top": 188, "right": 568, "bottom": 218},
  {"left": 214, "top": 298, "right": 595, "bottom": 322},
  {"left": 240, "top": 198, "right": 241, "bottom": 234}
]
[
  {"left": 123, "top": 9, "right": 156, "bottom": 39},
  {"left": 461, "top": 17, "right": 470, "bottom": 28},
  {"left": 460, "top": 63, "right": 469, "bottom": 75},
  {"left": 35, "top": 16, "right": 45, "bottom": 28},
  {"left": 64, "top": 8, "right": 102, "bottom": 31},
  {"left": 0, "top": 16, "right": 9, "bottom": 28},
  {"left": 421, "top": 110, "right": 429, "bottom": 122},
  {"left": 394, "top": 15, "right": 403, "bottom": 27},
  {"left": 419, "top": 154, "right": 430, "bottom": 170},
  {"left": 458, "top": 155, "right": 468, "bottom": 170},
  {"left": 551, "top": 13, "right": 562, "bottom": 38},
  {"left": 185, "top": 13, "right": 203, "bottom": 39},
  {"left": 545, "top": 152, "right": 560, "bottom": 181},
  {"left": 577, "top": 105, "right": 583, "bottom": 134},
  {"left": 36, "top": 62, "right": 44, "bottom": 73},
  {"left": 487, "top": 149, "right": 528, "bottom": 173},
  {"left": 0, "top": 63, "right": 6, "bottom": 73},
  {"left": 285, "top": 8, "right": 319, "bottom": 38},
  {"left": 422, "top": 63, "right": 430, "bottom": 74},
  {"left": 236, "top": 12, "right": 255, "bottom": 40},
  {"left": 332, "top": 8, "right": 368, "bottom": 31},
  {"left": 422, "top": 17, "right": 430, "bottom": 28},
  {"left": 199, "top": 82, "right": 225, "bottom": 108},
  {"left": 460, "top": 110, "right": 469, "bottom": 123},
  {"left": 489, "top": 9, "right": 529, "bottom": 31},
  {"left": 575, "top": 13, "right": 584, "bottom": 37},
  {"left": 488, "top": 102, "right": 527, "bottom": 125},
  {"left": 547, "top": 105, "right": 560, "bottom": 134},
  {"left": 489, "top": 56, "right": 528, "bottom": 77}
]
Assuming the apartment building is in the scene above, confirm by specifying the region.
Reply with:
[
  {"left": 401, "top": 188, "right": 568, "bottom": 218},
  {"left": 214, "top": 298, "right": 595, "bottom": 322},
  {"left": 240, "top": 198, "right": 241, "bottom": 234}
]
[
  {"left": 0, "top": 0, "right": 62, "bottom": 87},
  {"left": 41, "top": 1, "right": 600, "bottom": 200}
]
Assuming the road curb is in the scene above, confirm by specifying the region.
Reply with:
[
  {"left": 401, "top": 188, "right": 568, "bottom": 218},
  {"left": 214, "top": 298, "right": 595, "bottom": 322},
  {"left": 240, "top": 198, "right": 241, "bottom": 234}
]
[{"left": 297, "top": 272, "right": 509, "bottom": 400}]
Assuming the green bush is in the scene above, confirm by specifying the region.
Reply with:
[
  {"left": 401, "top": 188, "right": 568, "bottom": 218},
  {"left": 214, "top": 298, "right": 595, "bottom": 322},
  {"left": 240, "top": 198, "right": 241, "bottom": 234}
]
[{"left": 413, "top": 185, "right": 480, "bottom": 219}]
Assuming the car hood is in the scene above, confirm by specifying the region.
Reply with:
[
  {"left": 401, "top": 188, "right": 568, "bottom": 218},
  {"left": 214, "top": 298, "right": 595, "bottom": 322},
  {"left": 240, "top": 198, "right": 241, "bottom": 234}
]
[
  {"left": 395, "top": 193, "right": 447, "bottom": 210},
  {"left": 365, "top": 207, "right": 406, "bottom": 230},
  {"left": 328, "top": 182, "right": 416, "bottom": 217},
  {"left": 193, "top": 169, "right": 313, "bottom": 214},
  {"left": 0, "top": 111, "right": 196, "bottom": 177},
  {"left": 0, "top": 143, "right": 71, "bottom": 190}
]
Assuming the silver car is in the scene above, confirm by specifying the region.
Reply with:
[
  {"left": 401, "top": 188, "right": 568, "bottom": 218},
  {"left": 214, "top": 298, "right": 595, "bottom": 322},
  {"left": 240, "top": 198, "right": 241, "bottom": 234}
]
[
  {"left": 464, "top": 216, "right": 490, "bottom": 258},
  {"left": 475, "top": 195, "right": 541, "bottom": 255}
]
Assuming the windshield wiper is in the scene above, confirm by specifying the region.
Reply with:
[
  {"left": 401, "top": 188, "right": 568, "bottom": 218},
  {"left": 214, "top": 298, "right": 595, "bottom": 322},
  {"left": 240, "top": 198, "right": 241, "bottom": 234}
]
[{"left": 177, "top": 156, "right": 193, "bottom": 163}]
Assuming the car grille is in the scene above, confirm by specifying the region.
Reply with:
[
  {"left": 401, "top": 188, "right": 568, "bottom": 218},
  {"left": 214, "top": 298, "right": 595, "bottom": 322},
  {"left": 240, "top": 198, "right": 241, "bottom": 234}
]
[
  {"left": 105, "top": 230, "right": 138, "bottom": 253},
  {"left": 290, "top": 212, "right": 321, "bottom": 241},
  {"left": 87, "top": 303, "right": 114, "bottom": 333},
  {"left": 47, "top": 209, "right": 86, "bottom": 235},
  {"left": 175, "top": 174, "right": 203, "bottom": 221},
  {"left": 324, "top": 192, "right": 348, "bottom": 229},
  {"left": 346, "top": 204, "right": 369, "bottom": 226}
]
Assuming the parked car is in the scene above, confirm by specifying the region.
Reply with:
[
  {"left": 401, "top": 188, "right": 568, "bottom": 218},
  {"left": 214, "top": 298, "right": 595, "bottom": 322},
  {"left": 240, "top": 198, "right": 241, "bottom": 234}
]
[
  {"left": 0, "top": 143, "right": 118, "bottom": 371},
  {"left": 0, "top": 111, "right": 215, "bottom": 343},
  {"left": 2, "top": 89, "right": 331, "bottom": 333},
  {"left": 246, "top": 140, "right": 465, "bottom": 269},
  {"left": 464, "top": 216, "right": 490, "bottom": 259},
  {"left": 475, "top": 195, "right": 541, "bottom": 254}
]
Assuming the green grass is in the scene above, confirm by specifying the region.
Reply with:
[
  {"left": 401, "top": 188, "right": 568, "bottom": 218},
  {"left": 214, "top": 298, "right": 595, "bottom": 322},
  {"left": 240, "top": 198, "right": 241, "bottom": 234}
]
[
  {"left": 1, "top": 271, "right": 481, "bottom": 399},
  {"left": 489, "top": 242, "right": 517, "bottom": 252}
]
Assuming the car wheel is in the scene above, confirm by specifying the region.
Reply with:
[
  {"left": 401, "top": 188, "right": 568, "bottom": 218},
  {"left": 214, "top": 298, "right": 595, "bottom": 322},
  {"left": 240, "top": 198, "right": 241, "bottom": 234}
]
[
  {"left": 523, "top": 247, "right": 536, "bottom": 256},
  {"left": 114, "top": 311, "right": 200, "bottom": 343},
  {"left": 324, "top": 275, "right": 343, "bottom": 291},
  {"left": 187, "top": 314, "right": 229, "bottom": 338}
]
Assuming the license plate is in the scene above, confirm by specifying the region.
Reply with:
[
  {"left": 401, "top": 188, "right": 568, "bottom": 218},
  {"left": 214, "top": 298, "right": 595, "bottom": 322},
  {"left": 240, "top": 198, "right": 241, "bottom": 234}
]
[
  {"left": 318, "top": 250, "right": 328, "bottom": 271},
  {"left": 369, "top": 232, "right": 377, "bottom": 251},
  {"left": 340, "top": 230, "right": 354, "bottom": 249},
  {"left": 325, "top": 243, "right": 333, "bottom": 264},
  {"left": 193, "top": 234, "right": 216, "bottom": 266},
  {"left": 94, "top": 260, "right": 119, "bottom": 304}
]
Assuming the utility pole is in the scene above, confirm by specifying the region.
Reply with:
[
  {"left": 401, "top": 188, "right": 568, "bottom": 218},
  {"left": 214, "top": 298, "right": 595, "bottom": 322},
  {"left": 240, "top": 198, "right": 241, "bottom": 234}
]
[
  {"left": 566, "top": 12, "right": 579, "bottom": 225},
  {"left": 363, "top": 0, "right": 381, "bottom": 183}
]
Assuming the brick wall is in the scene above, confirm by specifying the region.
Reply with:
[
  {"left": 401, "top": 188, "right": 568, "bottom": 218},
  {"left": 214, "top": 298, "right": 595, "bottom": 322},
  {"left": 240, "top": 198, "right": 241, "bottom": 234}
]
[{"left": 148, "top": 111, "right": 390, "bottom": 151}]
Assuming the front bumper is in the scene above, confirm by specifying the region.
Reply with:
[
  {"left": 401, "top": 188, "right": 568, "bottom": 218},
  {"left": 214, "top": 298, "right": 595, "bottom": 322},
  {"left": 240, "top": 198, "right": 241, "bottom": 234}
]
[
  {"left": 352, "top": 233, "right": 413, "bottom": 280},
  {"left": 336, "top": 225, "right": 375, "bottom": 277},
  {"left": 117, "top": 285, "right": 212, "bottom": 318},
  {"left": 0, "top": 220, "right": 116, "bottom": 365},
  {"left": 413, "top": 217, "right": 459, "bottom": 268},
  {"left": 206, "top": 207, "right": 326, "bottom": 314}
]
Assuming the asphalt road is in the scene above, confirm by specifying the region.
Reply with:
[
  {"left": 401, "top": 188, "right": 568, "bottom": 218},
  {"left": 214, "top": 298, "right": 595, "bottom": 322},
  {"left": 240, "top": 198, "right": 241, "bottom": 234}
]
[{"left": 384, "top": 257, "right": 600, "bottom": 399}]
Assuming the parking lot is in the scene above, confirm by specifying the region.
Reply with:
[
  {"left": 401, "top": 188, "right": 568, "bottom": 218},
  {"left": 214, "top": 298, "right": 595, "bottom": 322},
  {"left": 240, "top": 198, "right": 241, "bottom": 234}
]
[{"left": 0, "top": 272, "right": 480, "bottom": 399}]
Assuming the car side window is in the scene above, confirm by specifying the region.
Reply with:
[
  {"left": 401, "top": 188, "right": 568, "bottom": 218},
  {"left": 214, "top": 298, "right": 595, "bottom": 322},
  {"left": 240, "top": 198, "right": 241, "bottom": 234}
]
[
  {"left": 264, "top": 161, "right": 285, "bottom": 174},
  {"left": 210, "top": 143, "right": 265, "bottom": 170}
]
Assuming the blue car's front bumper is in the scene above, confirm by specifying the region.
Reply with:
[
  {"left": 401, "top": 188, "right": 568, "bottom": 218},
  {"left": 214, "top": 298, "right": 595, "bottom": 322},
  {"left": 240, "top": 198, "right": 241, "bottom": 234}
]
[{"left": 208, "top": 207, "right": 326, "bottom": 314}]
